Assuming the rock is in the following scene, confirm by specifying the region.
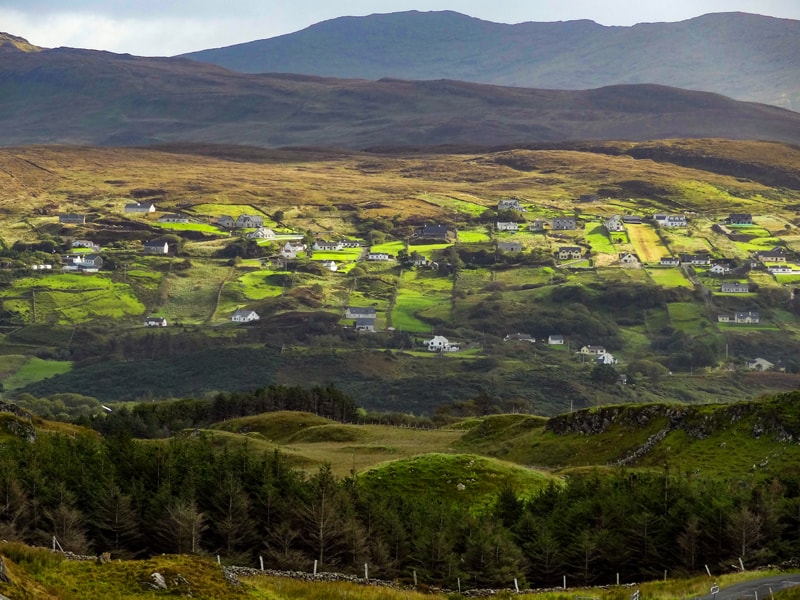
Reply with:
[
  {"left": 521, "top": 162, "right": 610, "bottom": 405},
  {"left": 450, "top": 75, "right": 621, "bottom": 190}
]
[
  {"left": 150, "top": 572, "right": 167, "bottom": 590},
  {"left": 0, "top": 556, "right": 11, "bottom": 583}
]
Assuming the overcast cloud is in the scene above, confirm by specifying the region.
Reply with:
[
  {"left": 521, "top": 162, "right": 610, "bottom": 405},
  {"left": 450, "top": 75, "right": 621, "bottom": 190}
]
[{"left": 2, "top": 0, "right": 799, "bottom": 56}]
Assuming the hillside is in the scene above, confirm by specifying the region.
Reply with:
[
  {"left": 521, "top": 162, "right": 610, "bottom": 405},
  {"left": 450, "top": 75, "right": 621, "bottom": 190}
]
[
  {"left": 2, "top": 42, "right": 800, "bottom": 147},
  {"left": 3, "top": 141, "right": 800, "bottom": 412},
  {"left": 181, "top": 11, "right": 800, "bottom": 111}
]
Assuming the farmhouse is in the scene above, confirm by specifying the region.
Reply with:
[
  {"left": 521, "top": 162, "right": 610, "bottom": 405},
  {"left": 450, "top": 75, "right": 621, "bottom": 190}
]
[
  {"left": 72, "top": 240, "right": 99, "bottom": 250},
  {"left": 425, "top": 335, "right": 458, "bottom": 352},
  {"left": 618, "top": 252, "right": 640, "bottom": 266},
  {"left": 497, "top": 241, "right": 523, "bottom": 253},
  {"left": 245, "top": 227, "right": 276, "bottom": 240},
  {"left": 235, "top": 214, "right": 264, "bottom": 228},
  {"left": 61, "top": 254, "right": 103, "bottom": 272},
  {"left": 552, "top": 217, "right": 577, "bottom": 231},
  {"left": 720, "top": 282, "right": 749, "bottom": 293},
  {"left": 604, "top": 215, "right": 624, "bottom": 232},
  {"left": 320, "top": 260, "right": 338, "bottom": 272},
  {"left": 504, "top": 333, "right": 534, "bottom": 343},
  {"left": 367, "top": 252, "right": 393, "bottom": 261},
  {"left": 354, "top": 318, "right": 376, "bottom": 332},
  {"left": 280, "top": 242, "right": 305, "bottom": 258},
  {"left": 59, "top": 214, "right": 86, "bottom": 224},
  {"left": 346, "top": 306, "right": 377, "bottom": 320},
  {"left": 747, "top": 357, "right": 774, "bottom": 371},
  {"left": 231, "top": 309, "right": 260, "bottom": 323},
  {"left": 144, "top": 316, "right": 167, "bottom": 327},
  {"left": 414, "top": 225, "right": 455, "bottom": 241},
  {"left": 125, "top": 203, "right": 156, "bottom": 213},
  {"left": 680, "top": 253, "right": 710, "bottom": 266},
  {"left": 717, "top": 314, "right": 733, "bottom": 323},
  {"left": 158, "top": 213, "right": 190, "bottom": 224},
  {"left": 735, "top": 311, "right": 760, "bottom": 324},
  {"left": 216, "top": 215, "right": 235, "bottom": 228},
  {"left": 496, "top": 222, "right": 519, "bottom": 231},
  {"left": 660, "top": 257, "right": 680, "bottom": 267},
  {"left": 580, "top": 345, "right": 607, "bottom": 356},
  {"left": 595, "top": 353, "right": 617, "bottom": 365},
  {"left": 654, "top": 214, "right": 687, "bottom": 227},
  {"left": 548, "top": 335, "right": 565, "bottom": 345},
  {"left": 497, "top": 198, "right": 522, "bottom": 211},
  {"left": 143, "top": 240, "right": 169, "bottom": 254},
  {"left": 709, "top": 263, "right": 731, "bottom": 275},
  {"left": 757, "top": 247, "right": 788, "bottom": 263},
  {"left": 728, "top": 213, "right": 753, "bottom": 226},
  {"left": 557, "top": 246, "right": 582, "bottom": 261},
  {"left": 313, "top": 240, "right": 343, "bottom": 251}
]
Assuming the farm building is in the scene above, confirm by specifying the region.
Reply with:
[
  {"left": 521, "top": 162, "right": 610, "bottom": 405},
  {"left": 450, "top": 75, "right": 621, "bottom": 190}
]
[
  {"left": 497, "top": 198, "right": 522, "bottom": 211},
  {"left": 424, "top": 335, "right": 458, "bottom": 352},
  {"left": 145, "top": 316, "right": 167, "bottom": 327},
  {"left": 320, "top": 260, "right": 338, "bottom": 272},
  {"left": 709, "top": 264, "right": 731, "bottom": 275},
  {"left": 354, "top": 318, "right": 376, "bottom": 332},
  {"left": 125, "top": 203, "right": 156, "bottom": 213},
  {"left": 231, "top": 309, "right": 260, "bottom": 323},
  {"left": 59, "top": 214, "right": 86, "bottom": 224},
  {"left": 280, "top": 242, "right": 305, "bottom": 258},
  {"left": 552, "top": 216, "right": 577, "bottom": 230},
  {"left": 660, "top": 257, "right": 680, "bottom": 267},
  {"left": 747, "top": 358, "right": 774, "bottom": 371},
  {"left": 504, "top": 333, "right": 534, "bottom": 343},
  {"left": 496, "top": 222, "right": 519, "bottom": 231},
  {"left": 728, "top": 213, "right": 753, "bottom": 225},
  {"left": 528, "top": 220, "right": 547, "bottom": 231},
  {"left": 414, "top": 225, "right": 455, "bottom": 241},
  {"left": 367, "top": 252, "right": 393, "bottom": 261},
  {"left": 246, "top": 227, "right": 276, "bottom": 240},
  {"left": 235, "top": 215, "right": 264, "bottom": 228},
  {"left": 72, "top": 240, "right": 99, "bottom": 250},
  {"left": 346, "top": 306, "right": 377, "bottom": 320},
  {"left": 158, "top": 214, "right": 190, "bottom": 224},
  {"left": 654, "top": 214, "right": 687, "bottom": 227},
  {"left": 622, "top": 215, "right": 643, "bottom": 224},
  {"left": 216, "top": 215, "right": 235, "bottom": 227},
  {"left": 595, "top": 353, "right": 617, "bottom": 365},
  {"left": 557, "top": 246, "right": 582, "bottom": 260},
  {"left": 604, "top": 215, "right": 624, "bottom": 232},
  {"left": 757, "top": 247, "right": 788, "bottom": 263},
  {"left": 143, "top": 241, "right": 169, "bottom": 254},
  {"left": 721, "top": 282, "right": 749, "bottom": 293},
  {"left": 313, "top": 240, "right": 343, "bottom": 251},
  {"left": 618, "top": 252, "right": 640, "bottom": 266},
  {"left": 497, "top": 241, "right": 523, "bottom": 253},
  {"left": 548, "top": 335, "right": 565, "bottom": 345}
]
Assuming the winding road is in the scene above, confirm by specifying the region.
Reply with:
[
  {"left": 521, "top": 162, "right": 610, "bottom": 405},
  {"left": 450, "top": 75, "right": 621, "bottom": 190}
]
[{"left": 693, "top": 574, "right": 800, "bottom": 600}]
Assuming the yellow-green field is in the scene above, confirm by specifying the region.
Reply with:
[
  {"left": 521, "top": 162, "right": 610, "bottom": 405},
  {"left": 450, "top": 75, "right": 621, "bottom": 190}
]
[{"left": 627, "top": 223, "right": 669, "bottom": 263}]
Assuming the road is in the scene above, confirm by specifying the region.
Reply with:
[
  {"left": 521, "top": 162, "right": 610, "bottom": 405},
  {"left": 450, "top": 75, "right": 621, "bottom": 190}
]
[{"left": 694, "top": 574, "right": 800, "bottom": 600}]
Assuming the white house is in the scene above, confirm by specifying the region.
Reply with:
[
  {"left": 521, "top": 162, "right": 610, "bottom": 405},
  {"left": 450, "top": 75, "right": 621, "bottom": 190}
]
[
  {"left": 747, "top": 357, "right": 774, "bottom": 371},
  {"left": 604, "top": 215, "right": 624, "bottom": 232},
  {"left": 145, "top": 316, "right": 167, "bottom": 327},
  {"left": 367, "top": 252, "right": 393, "bottom": 261},
  {"left": 425, "top": 335, "right": 458, "bottom": 352},
  {"left": 619, "top": 252, "right": 640, "bottom": 266},
  {"left": 660, "top": 257, "right": 680, "bottom": 267},
  {"left": 548, "top": 335, "right": 565, "bottom": 345},
  {"left": 580, "top": 345, "right": 607, "bottom": 355},
  {"left": 346, "top": 306, "right": 377, "bottom": 319},
  {"left": 280, "top": 242, "right": 305, "bottom": 258},
  {"left": 143, "top": 240, "right": 169, "bottom": 254},
  {"left": 231, "top": 309, "right": 260, "bottom": 323},
  {"left": 313, "top": 240, "right": 343, "bottom": 251},
  {"left": 498, "top": 198, "right": 522, "bottom": 211},
  {"left": 654, "top": 214, "right": 687, "bottom": 227},
  {"left": 496, "top": 222, "right": 519, "bottom": 231},
  {"left": 245, "top": 227, "right": 276, "bottom": 240},
  {"left": 320, "top": 260, "right": 338, "bottom": 272},
  {"left": 158, "top": 213, "right": 189, "bottom": 224},
  {"left": 354, "top": 318, "right": 376, "bottom": 332},
  {"left": 709, "top": 264, "right": 731, "bottom": 275},
  {"left": 595, "top": 353, "right": 618, "bottom": 365},
  {"left": 125, "top": 203, "right": 156, "bottom": 214},
  {"left": 721, "top": 282, "right": 749, "bottom": 293},
  {"left": 557, "top": 246, "right": 582, "bottom": 261},
  {"left": 216, "top": 215, "right": 235, "bottom": 228}
]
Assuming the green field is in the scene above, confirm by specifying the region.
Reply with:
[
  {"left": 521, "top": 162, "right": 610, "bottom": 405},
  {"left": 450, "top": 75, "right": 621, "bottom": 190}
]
[
  {"left": 0, "top": 274, "right": 145, "bottom": 324},
  {"left": 418, "top": 193, "right": 489, "bottom": 216},
  {"left": 151, "top": 222, "right": 228, "bottom": 234},
  {"left": 583, "top": 223, "right": 616, "bottom": 254},
  {"left": 667, "top": 302, "right": 708, "bottom": 332},
  {"left": 2, "top": 357, "right": 73, "bottom": 390},
  {"left": 233, "top": 270, "right": 285, "bottom": 300},
  {"left": 457, "top": 229, "right": 492, "bottom": 243},
  {"left": 646, "top": 268, "right": 692, "bottom": 288},
  {"left": 369, "top": 240, "right": 405, "bottom": 255},
  {"left": 392, "top": 271, "right": 452, "bottom": 332}
]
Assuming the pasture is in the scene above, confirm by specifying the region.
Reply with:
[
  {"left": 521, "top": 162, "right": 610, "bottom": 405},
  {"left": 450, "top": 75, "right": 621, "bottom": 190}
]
[
  {"left": 392, "top": 270, "right": 451, "bottom": 332},
  {"left": 627, "top": 224, "right": 668, "bottom": 263},
  {"left": 2, "top": 357, "right": 72, "bottom": 390},
  {"left": 417, "top": 193, "right": 488, "bottom": 216},
  {"left": 646, "top": 268, "right": 692, "bottom": 288},
  {"left": 667, "top": 302, "right": 708, "bottom": 333},
  {"left": 583, "top": 223, "right": 616, "bottom": 254}
]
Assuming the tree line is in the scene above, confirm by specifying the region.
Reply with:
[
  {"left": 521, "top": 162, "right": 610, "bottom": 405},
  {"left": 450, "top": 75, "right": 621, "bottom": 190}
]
[{"left": 0, "top": 423, "right": 798, "bottom": 589}]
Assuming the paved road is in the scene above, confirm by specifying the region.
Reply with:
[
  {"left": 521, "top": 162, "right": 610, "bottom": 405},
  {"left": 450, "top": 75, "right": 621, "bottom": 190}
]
[{"left": 693, "top": 574, "right": 800, "bottom": 600}]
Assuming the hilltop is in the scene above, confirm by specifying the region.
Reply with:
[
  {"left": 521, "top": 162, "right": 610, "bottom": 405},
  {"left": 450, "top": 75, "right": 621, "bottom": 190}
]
[
  {"left": 181, "top": 11, "right": 800, "bottom": 111},
  {"left": 1, "top": 43, "right": 800, "bottom": 147}
]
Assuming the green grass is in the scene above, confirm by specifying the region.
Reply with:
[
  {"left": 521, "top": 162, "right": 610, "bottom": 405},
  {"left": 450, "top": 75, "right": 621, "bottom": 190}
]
[
  {"left": 583, "top": 223, "right": 617, "bottom": 254},
  {"left": 418, "top": 193, "right": 489, "bottom": 216},
  {"left": 2, "top": 356, "right": 72, "bottom": 390},
  {"left": 369, "top": 241, "right": 406, "bottom": 255},
  {"left": 232, "top": 270, "right": 285, "bottom": 300},
  {"left": 458, "top": 229, "right": 492, "bottom": 243},
  {"left": 646, "top": 268, "right": 692, "bottom": 288},
  {"left": 667, "top": 302, "right": 709, "bottom": 333},
  {"left": 151, "top": 222, "right": 228, "bottom": 234},
  {"left": 357, "top": 452, "right": 560, "bottom": 513}
]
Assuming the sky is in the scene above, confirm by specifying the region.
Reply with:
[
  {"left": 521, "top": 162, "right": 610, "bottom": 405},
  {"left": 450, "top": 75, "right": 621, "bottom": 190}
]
[{"left": 2, "top": 0, "right": 800, "bottom": 57}]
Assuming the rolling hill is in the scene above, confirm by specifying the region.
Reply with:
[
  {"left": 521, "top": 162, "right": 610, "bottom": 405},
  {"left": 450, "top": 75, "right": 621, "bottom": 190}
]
[
  {"left": 181, "top": 11, "right": 800, "bottom": 111},
  {"left": 1, "top": 41, "right": 800, "bottom": 148}
]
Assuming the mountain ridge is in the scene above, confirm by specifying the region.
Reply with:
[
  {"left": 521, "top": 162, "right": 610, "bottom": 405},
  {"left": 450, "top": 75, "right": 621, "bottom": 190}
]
[
  {"left": 1, "top": 43, "right": 799, "bottom": 149},
  {"left": 181, "top": 10, "right": 800, "bottom": 111}
]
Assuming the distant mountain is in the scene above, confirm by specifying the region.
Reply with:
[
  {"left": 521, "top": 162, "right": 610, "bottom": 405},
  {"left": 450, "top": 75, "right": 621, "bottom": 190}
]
[
  {"left": 2, "top": 43, "right": 800, "bottom": 149},
  {"left": 181, "top": 11, "right": 800, "bottom": 111}
]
